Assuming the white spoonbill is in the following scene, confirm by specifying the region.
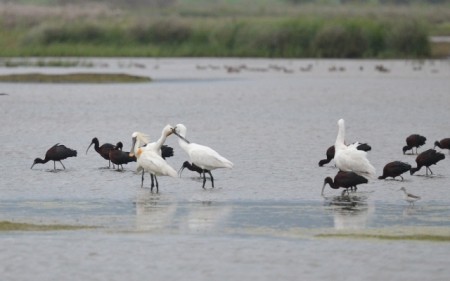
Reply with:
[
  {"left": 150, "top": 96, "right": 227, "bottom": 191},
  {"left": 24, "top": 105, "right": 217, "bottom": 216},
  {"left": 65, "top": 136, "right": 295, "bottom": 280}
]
[
  {"left": 130, "top": 130, "right": 177, "bottom": 192},
  {"left": 334, "top": 119, "right": 376, "bottom": 180},
  {"left": 172, "top": 124, "right": 233, "bottom": 189}
]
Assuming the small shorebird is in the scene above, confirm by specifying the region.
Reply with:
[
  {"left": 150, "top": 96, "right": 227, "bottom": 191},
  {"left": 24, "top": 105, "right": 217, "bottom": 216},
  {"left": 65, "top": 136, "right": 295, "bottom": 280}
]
[{"left": 399, "top": 187, "right": 421, "bottom": 206}]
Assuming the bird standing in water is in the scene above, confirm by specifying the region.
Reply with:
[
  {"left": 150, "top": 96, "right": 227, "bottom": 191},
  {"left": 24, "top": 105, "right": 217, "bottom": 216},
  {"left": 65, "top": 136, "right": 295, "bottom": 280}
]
[
  {"left": 86, "top": 137, "right": 115, "bottom": 168},
  {"left": 399, "top": 187, "right": 421, "bottom": 206},
  {"left": 31, "top": 143, "right": 77, "bottom": 170}
]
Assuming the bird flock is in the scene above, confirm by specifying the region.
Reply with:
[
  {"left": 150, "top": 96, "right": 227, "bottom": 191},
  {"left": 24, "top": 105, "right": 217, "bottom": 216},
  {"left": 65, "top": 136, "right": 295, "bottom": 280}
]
[
  {"left": 31, "top": 124, "right": 233, "bottom": 193},
  {"left": 321, "top": 119, "right": 449, "bottom": 206}
]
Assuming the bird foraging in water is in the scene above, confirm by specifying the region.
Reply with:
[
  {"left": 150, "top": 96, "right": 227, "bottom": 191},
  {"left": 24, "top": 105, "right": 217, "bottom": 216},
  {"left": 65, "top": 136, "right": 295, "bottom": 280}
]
[
  {"left": 318, "top": 143, "right": 371, "bottom": 167},
  {"left": 399, "top": 187, "right": 421, "bottom": 206},
  {"left": 172, "top": 124, "right": 233, "bottom": 189},
  {"left": 403, "top": 134, "right": 426, "bottom": 155},
  {"left": 179, "top": 161, "right": 205, "bottom": 177},
  {"left": 86, "top": 137, "right": 115, "bottom": 168},
  {"left": 334, "top": 119, "right": 376, "bottom": 180},
  {"left": 378, "top": 161, "right": 411, "bottom": 181},
  {"left": 129, "top": 128, "right": 177, "bottom": 192},
  {"left": 322, "top": 171, "right": 368, "bottom": 196},
  {"left": 410, "top": 149, "right": 445, "bottom": 176},
  {"left": 109, "top": 142, "right": 136, "bottom": 170},
  {"left": 434, "top": 138, "right": 450, "bottom": 154},
  {"left": 31, "top": 143, "right": 77, "bottom": 170}
]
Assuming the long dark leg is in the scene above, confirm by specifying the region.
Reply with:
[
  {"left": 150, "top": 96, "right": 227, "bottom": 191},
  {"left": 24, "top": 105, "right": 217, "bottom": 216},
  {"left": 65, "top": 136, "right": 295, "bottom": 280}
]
[
  {"left": 59, "top": 161, "right": 66, "bottom": 170},
  {"left": 400, "top": 175, "right": 404, "bottom": 181},
  {"left": 53, "top": 161, "right": 56, "bottom": 170},
  {"left": 141, "top": 170, "right": 144, "bottom": 187},
  {"left": 202, "top": 172, "right": 207, "bottom": 189},
  {"left": 150, "top": 174, "right": 155, "bottom": 192},
  {"left": 428, "top": 167, "right": 433, "bottom": 175},
  {"left": 155, "top": 176, "right": 159, "bottom": 193},
  {"left": 207, "top": 170, "right": 214, "bottom": 188}
]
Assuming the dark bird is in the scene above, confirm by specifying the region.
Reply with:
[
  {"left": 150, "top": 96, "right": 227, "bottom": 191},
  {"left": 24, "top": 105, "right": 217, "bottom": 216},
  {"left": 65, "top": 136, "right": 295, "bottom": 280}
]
[
  {"left": 434, "top": 138, "right": 450, "bottom": 154},
  {"left": 31, "top": 143, "right": 77, "bottom": 170},
  {"left": 410, "top": 149, "right": 445, "bottom": 176},
  {"left": 318, "top": 143, "right": 371, "bottom": 167},
  {"left": 109, "top": 142, "right": 136, "bottom": 170},
  {"left": 322, "top": 171, "right": 368, "bottom": 196},
  {"left": 179, "top": 161, "right": 207, "bottom": 177},
  {"left": 161, "top": 145, "right": 174, "bottom": 159},
  {"left": 403, "top": 134, "right": 426, "bottom": 155},
  {"left": 378, "top": 161, "right": 411, "bottom": 181},
  {"left": 86, "top": 137, "right": 115, "bottom": 168}
]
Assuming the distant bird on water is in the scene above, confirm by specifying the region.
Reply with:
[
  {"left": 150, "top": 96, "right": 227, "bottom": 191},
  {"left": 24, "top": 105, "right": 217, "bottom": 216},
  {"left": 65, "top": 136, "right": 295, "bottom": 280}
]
[
  {"left": 403, "top": 134, "right": 426, "bottom": 155},
  {"left": 378, "top": 161, "right": 411, "bottom": 181},
  {"left": 334, "top": 119, "right": 376, "bottom": 180},
  {"left": 322, "top": 171, "right": 368, "bottom": 196},
  {"left": 86, "top": 137, "right": 115, "bottom": 168},
  {"left": 172, "top": 124, "right": 233, "bottom": 189},
  {"left": 109, "top": 142, "right": 136, "bottom": 170},
  {"left": 318, "top": 143, "right": 371, "bottom": 167},
  {"left": 31, "top": 143, "right": 77, "bottom": 170},
  {"left": 410, "top": 149, "right": 445, "bottom": 176},
  {"left": 434, "top": 138, "right": 450, "bottom": 154},
  {"left": 399, "top": 187, "right": 421, "bottom": 206}
]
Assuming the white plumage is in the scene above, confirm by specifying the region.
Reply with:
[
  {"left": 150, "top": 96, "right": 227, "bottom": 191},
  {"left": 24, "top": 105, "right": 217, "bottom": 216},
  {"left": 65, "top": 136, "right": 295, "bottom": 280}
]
[
  {"left": 173, "top": 124, "right": 233, "bottom": 188},
  {"left": 400, "top": 187, "right": 421, "bottom": 206},
  {"left": 130, "top": 128, "right": 177, "bottom": 192},
  {"left": 334, "top": 119, "right": 376, "bottom": 180}
]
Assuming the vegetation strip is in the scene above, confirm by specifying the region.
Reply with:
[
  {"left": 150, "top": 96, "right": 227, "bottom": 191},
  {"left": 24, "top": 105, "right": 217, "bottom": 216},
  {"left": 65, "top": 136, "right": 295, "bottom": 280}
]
[
  {"left": 0, "top": 221, "right": 95, "bottom": 231},
  {"left": 316, "top": 233, "right": 450, "bottom": 242},
  {"left": 0, "top": 73, "right": 151, "bottom": 83}
]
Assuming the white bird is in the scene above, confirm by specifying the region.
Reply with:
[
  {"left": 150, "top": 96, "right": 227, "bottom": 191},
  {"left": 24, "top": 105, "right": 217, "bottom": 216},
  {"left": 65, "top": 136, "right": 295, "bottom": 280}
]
[
  {"left": 172, "top": 124, "right": 233, "bottom": 189},
  {"left": 130, "top": 128, "right": 177, "bottom": 193},
  {"left": 399, "top": 187, "right": 421, "bottom": 206},
  {"left": 334, "top": 119, "right": 376, "bottom": 180}
]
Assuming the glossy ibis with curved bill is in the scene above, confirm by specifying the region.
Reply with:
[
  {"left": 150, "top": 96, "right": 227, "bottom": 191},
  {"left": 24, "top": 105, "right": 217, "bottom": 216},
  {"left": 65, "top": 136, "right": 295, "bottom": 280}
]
[
  {"left": 86, "top": 137, "right": 115, "bottom": 168},
  {"left": 318, "top": 143, "right": 371, "bottom": 167},
  {"left": 378, "top": 161, "right": 411, "bottom": 181},
  {"left": 172, "top": 124, "right": 233, "bottom": 189},
  {"left": 434, "top": 138, "right": 450, "bottom": 154},
  {"left": 322, "top": 171, "right": 368, "bottom": 196},
  {"left": 399, "top": 187, "right": 421, "bottom": 206},
  {"left": 334, "top": 119, "right": 376, "bottom": 180},
  {"left": 109, "top": 142, "right": 136, "bottom": 170},
  {"left": 179, "top": 161, "right": 209, "bottom": 178},
  {"left": 410, "top": 149, "right": 445, "bottom": 176},
  {"left": 31, "top": 143, "right": 77, "bottom": 170},
  {"left": 130, "top": 130, "right": 177, "bottom": 193},
  {"left": 403, "top": 134, "right": 426, "bottom": 155},
  {"left": 130, "top": 125, "right": 175, "bottom": 191}
]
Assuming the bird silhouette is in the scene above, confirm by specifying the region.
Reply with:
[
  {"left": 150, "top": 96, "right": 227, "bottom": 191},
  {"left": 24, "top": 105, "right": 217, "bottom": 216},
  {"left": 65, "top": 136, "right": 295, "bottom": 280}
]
[{"left": 31, "top": 143, "right": 77, "bottom": 170}]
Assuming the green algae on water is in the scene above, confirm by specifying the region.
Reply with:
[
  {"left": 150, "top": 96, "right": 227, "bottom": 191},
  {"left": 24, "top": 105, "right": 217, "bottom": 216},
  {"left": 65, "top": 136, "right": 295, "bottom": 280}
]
[
  {"left": 0, "top": 73, "right": 151, "bottom": 83},
  {"left": 0, "top": 221, "right": 94, "bottom": 231}
]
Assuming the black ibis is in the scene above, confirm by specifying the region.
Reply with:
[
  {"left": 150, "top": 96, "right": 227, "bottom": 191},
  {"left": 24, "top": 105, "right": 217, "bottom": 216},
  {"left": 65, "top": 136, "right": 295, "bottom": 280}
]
[
  {"left": 399, "top": 187, "right": 421, "bottom": 206},
  {"left": 31, "top": 143, "right": 77, "bottom": 170},
  {"left": 179, "top": 161, "right": 208, "bottom": 177},
  {"left": 322, "top": 171, "right": 368, "bottom": 196},
  {"left": 410, "top": 149, "right": 445, "bottom": 176},
  {"left": 378, "top": 161, "right": 411, "bottom": 181},
  {"left": 173, "top": 124, "right": 233, "bottom": 189},
  {"left": 403, "top": 134, "right": 426, "bottom": 155},
  {"left": 434, "top": 138, "right": 450, "bottom": 154},
  {"left": 318, "top": 143, "right": 371, "bottom": 167},
  {"left": 86, "top": 137, "right": 115, "bottom": 168},
  {"left": 109, "top": 142, "right": 136, "bottom": 170}
]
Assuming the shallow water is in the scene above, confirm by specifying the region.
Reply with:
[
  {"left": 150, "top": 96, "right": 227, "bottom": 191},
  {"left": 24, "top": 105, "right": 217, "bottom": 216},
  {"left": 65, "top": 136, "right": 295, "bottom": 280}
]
[{"left": 1, "top": 58, "right": 450, "bottom": 280}]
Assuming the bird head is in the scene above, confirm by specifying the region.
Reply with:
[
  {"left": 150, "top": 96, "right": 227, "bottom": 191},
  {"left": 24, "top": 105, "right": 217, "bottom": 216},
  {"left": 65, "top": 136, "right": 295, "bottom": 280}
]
[
  {"left": 178, "top": 161, "right": 190, "bottom": 177},
  {"left": 30, "top": 158, "right": 42, "bottom": 169},
  {"left": 172, "top": 124, "right": 190, "bottom": 144},
  {"left": 163, "top": 124, "right": 174, "bottom": 137},
  {"left": 85, "top": 137, "right": 99, "bottom": 154}
]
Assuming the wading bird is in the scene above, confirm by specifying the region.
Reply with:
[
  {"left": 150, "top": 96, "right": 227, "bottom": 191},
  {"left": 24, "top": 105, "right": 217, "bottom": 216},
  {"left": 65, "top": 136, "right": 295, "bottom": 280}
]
[
  {"left": 399, "top": 187, "right": 421, "bottom": 206},
  {"left": 130, "top": 129, "right": 177, "bottom": 192},
  {"left": 410, "top": 149, "right": 445, "bottom": 176},
  {"left": 31, "top": 143, "right": 77, "bottom": 170},
  {"left": 403, "top": 134, "right": 426, "bottom": 155},
  {"left": 172, "top": 124, "right": 233, "bottom": 189},
  {"left": 86, "top": 137, "right": 115, "bottom": 168},
  {"left": 179, "top": 161, "right": 204, "bottom": 177},
  {"left": 109, "top": 142, "right": 136, "bottom": 170},
  {"left": 322, "top": 171, "right": 368, "bottom": 196},
  {"left": 334, "top": 119, "right": 376, "bottom": 180},
  {"left": 378, "top": 161, "right": 411, "bottom": 181},
  {"left": 434, "top": 138, "right": 450, "bottom": 154},
  {"left": 318, "top": 143, "right": 371, "bottom": 167}
]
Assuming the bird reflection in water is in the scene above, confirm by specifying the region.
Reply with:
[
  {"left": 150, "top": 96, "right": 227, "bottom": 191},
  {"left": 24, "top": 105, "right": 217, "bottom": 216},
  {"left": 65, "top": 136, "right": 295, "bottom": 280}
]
[{"left": 323, "top": 194, "right": 374, "bottom": 230}]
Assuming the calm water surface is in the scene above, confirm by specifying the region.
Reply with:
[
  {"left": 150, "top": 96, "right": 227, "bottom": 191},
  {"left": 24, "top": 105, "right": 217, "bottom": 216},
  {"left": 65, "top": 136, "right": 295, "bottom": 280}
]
[{"left": 1, "top": 58, "right": 450, "bottom": 280}]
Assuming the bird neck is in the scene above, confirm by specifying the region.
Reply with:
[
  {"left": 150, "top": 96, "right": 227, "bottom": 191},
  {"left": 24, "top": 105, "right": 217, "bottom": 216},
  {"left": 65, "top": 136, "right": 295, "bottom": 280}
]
[
  {"left": 36, "top": 158, "right": 49, "bottom": 164},
  {"left": 335, "top": 123, "right": 346, "bottom": 149},
  {"left": 178, "top": 137, "right": 190, "bottom": 153}
]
